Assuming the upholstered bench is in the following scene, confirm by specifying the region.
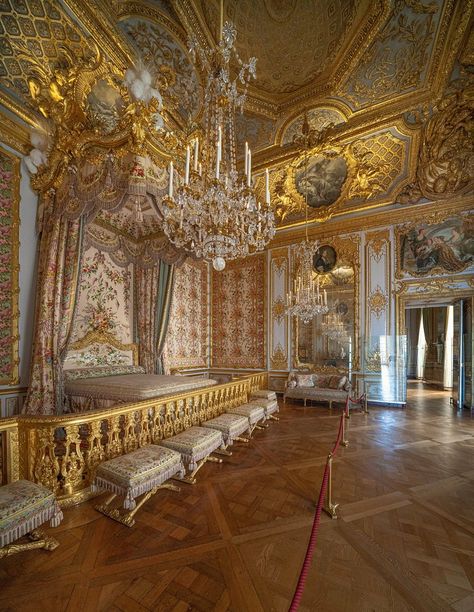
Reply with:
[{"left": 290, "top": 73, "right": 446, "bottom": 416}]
[
  {"left": 0, "top": 480, "right": 63, "bottom": 558},
  {"left": 203, "top": 413, "right": 251, "bottom": 453},
  {"left": 159, "top": 426, "right": 225, "bottom": 484},
  {"left": 92, "top": 445, "right": 184, "bottom": 527},
  {"left": 227, "top": 404, "right": 266, "bottom": 437},
  {"left": 251, "top": 389, "right": 277, "bottom": 402},
  {"left": 249, "top": 397, "right": 280, "bottom": 422}
]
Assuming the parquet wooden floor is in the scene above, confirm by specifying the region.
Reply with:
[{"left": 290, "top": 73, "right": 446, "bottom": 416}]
[{"left": 1, "top": 382, "right": 473, "bottom": 611}]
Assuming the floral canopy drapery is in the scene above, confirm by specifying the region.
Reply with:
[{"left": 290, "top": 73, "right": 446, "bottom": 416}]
[{"left": 23, "top": 152, "right": 184, "bottom": 415}]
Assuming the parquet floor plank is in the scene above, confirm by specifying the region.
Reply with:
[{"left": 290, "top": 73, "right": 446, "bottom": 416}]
[{"left": 1, "top": 381, "right": 473, "bottom": 610}]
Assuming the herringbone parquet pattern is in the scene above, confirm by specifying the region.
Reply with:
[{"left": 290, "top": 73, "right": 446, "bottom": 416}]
[{"left": 1, "top": 382, "right": 473, "bottom": 611}]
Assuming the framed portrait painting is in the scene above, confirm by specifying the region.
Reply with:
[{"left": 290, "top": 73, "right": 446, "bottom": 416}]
[{"left": 313, "top": 245, "right": 337, "bottom": 274}]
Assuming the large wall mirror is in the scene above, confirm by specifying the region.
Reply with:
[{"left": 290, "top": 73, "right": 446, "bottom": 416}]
[{"left": 293, "top": 237, "right": 360, "bottom": 373}]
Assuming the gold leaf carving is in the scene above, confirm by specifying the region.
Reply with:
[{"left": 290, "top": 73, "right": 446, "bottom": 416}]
[{"left": 368, "top": 285, "right": 388, "bottom": 318}]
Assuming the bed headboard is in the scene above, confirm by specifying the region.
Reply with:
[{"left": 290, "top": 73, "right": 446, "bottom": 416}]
[{"left": 64, "top": 330, "right": 139, "bottom": 370}]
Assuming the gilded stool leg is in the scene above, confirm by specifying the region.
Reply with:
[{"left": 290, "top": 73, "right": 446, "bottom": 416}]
[
  {"left": 0, "top": 530, "right": 59, "bottom": 559},
  {"left": 95, "top": 482, "right": 180, "bottom": 527}
]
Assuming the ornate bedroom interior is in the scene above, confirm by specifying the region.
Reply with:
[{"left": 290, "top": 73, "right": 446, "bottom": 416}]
[{"left": 0, "top": 0, "right": 473, "bottom": 610}]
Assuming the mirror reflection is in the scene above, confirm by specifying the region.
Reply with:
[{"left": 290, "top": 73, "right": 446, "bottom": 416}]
[{"left": 296, "top": 263, "right": 355, "bottom": 371}]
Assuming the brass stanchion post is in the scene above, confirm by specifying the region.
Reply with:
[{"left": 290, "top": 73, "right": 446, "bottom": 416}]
[
  {"left": 341, "top": 412, "right": 349, "bottom": 447},
  {"left": 323, "top": 453, "right": 338, "bottom": 519}
]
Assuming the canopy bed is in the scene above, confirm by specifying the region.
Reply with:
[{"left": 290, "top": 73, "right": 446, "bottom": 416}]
[{"left": 63, "top": 330, "right": 216, "bottom": 412}]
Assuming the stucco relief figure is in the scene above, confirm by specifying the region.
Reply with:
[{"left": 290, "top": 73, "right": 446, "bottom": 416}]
[
  {"left": 295, "top": 154, "right": 347, "bottom": 208},
  {"left": 401, "top": 218, "right": 474, "bottom": 275},
  {"left": 313, "top": 245, "right": 337, "bottom": 273}
]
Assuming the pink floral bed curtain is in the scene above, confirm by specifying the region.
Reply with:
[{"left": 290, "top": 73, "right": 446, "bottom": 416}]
[
  {"left": 135, "top": 261, "right": 175, "bottom": 374},
  {"left": 23, "top": 212, "right": 83, "bottom": 415}
]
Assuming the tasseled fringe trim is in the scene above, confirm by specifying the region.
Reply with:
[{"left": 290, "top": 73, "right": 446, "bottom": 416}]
[
  {"left": 178, "top": 439, "right": 224, "bottom": 469},
  {"left": 202, "top": 424, "right": 248, "bottom": 444},
  {"left": 1, "top": 502, "right": 63, "bottom": 547},
  {"left": 92, "top": 461, "right": 184, "bottom": 509}
]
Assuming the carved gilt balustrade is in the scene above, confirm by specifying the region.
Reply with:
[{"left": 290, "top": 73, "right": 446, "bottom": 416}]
[{"left": 0, "top": 373, "right": 267, "bottom": 504}]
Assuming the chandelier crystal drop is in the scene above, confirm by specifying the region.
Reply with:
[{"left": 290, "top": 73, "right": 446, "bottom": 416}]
[{"left": 160, "top": 19, "right": 275, "bottom": 271}]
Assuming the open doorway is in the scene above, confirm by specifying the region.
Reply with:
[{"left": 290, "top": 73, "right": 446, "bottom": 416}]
[{"left": 405, "top": 298, "right": 473, "bottom": 409}]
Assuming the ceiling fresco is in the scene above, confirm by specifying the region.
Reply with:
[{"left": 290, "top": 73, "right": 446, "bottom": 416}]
[{"left": 0, "top": 0, "right": 472, "bottom": 231}]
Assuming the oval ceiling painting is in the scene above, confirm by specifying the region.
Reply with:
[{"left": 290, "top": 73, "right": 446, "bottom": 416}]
[{"left": 295, "top": 154, "right": 347, "bottom": 208}]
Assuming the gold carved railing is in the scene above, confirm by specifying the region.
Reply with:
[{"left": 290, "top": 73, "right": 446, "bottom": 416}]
[{"left": 0, "top": 373, "right": 268, "bottom": 504}]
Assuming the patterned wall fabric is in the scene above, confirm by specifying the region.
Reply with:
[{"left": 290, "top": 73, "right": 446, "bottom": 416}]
[
  {"left": 166, "top": 259, "right": 209, "bottom": 369},
  {"left": 71, "top": 246, "right": 133, "bottom": 346},
  {"left": 211, "top": 254, "right": 266, "bottom": 369},
  {"left": 0, "top": 146, "right": 19, "bottom": 384}
]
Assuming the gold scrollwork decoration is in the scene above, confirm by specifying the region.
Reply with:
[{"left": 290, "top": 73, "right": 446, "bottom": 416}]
[{"left": 397, "top": 89, "right": 474, "bottom": 204}]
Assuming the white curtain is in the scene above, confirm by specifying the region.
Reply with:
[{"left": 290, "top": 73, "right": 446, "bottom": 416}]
[{"left": 416, "top": 311, "right": 427, "bottom": 380}]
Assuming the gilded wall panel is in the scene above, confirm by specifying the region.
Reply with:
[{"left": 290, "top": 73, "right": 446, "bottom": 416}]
[
  {"left": 269, "top": 247, "right": 289, "bottom": 370},
  {"left": 166, "top": 258, "right": 209, "bottom": 369},
  {"left": 211, "top": 254, "right": 266, "bottom": 369},
  {"left": 365, "top": 230, "right": 391, "bottom": 360},
  {"left": 0, "top": 145, "right": 20, "bottom": 385}
]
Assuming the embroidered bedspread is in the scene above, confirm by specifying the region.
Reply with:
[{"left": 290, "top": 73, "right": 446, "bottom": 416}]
[{"left": 65, "top": 373, "right": 217, "bottom": 402}]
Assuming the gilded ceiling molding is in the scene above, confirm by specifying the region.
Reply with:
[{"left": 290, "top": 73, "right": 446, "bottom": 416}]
[
  {"left": 274, "top": 0, "right": 390, "bottom": 114},
  {"left": 0, "top": 111, "right": 30, "bottom": 154},
  {"left": 117, "top": 1, "right": 190, "bottom": 47},
  {"left": 0, "top": 92, "right": 40, "bottom": 129},
  {"left": 62, "top": 0, "right": 133, "bottom": 68},
  {"left": 270, "top": 195, "right": 472, "bottom": 247},
  {"left": 170, "top": 0, "right": 214, "bottom": 53}
]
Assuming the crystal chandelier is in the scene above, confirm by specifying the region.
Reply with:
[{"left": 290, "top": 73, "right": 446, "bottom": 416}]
[
  {"left": 160, "top": 13, "right": 275, "bottom": 271},
  {"left": 286, "top": 240, "right": 328, "bottom": 324},
  {"left": 323, "top": 309, "right": 347, "bottom": 340},
  {"left": 286, "top": 114, "right": 329, "bottom": 323}
]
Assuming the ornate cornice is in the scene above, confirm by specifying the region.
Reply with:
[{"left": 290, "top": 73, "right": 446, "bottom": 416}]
[
  {"left": 62, "top": 0, "right": 133, "bottom": 68},
  {"left": 270, "top": 195, "right": 473, "bottom": 246},
  {"left": 0, "top": 111, "right": 30, "bottom": 154}
]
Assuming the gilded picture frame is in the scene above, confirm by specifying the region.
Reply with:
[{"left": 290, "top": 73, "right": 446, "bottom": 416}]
[{"left": 0, "top": 145, "right": 20, "bottom": 385}]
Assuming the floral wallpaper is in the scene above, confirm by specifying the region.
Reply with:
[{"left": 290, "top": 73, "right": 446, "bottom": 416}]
[
  {"left": 211, "top": 254, "right": 266, "bottom": 369},
  {"left": 71, "top": 246, "right": 133, "bottom": 345},
  {"left": 166, "top": 259, "right": 209, "bottom": 369},
  {"left": 0, "top": 146, "right": 19, "bottom": 384}
]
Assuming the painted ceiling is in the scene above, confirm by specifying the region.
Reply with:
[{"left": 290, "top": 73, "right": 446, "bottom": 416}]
[{"left": 0, "top": 0, "right": 472, "bottom": 231}]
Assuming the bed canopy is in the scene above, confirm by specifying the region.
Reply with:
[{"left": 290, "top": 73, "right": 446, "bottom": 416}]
[{"left": 20, "top": 44, "right": 191, "bottom": 415}]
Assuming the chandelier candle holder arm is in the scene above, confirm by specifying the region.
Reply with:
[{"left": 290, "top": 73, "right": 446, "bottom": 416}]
[{"left": 159, "top": 16, "right": 275, "bottom": 271}]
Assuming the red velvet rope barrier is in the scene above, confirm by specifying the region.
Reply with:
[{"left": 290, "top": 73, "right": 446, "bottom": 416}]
[{"left": 288, "top": 411, "right": 346, "bottom": 611}]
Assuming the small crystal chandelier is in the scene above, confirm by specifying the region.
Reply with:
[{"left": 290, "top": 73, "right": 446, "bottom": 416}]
[
  {"left": 286, "top": 116, "right": 329, "bottom": 323},
  {"left": 323, "top": 309, "right": 347, "bottom": 340},
  {"left": 160, "top": 9, "right": 275, "bottom": 271},
  {"left": 286, "top": 240, "right": 328, "bottom": 324}
]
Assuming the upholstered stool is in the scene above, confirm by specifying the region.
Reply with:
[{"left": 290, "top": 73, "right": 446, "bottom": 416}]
[
  {"left": 227, "top": 404, "right": 266, "bottom": 437},
  {"left": 0, "top": 480, "right": 63, "bottom": 558},
  {"left": 202, "top": 413, "right": 251, "bottom": 452},
  {"left": 251, "top": 389, "right": 277, "bottom": 402},
  {"left": 159, "top": 426, "right": 225, "bottom": 484},
  {"left": 92, "top": 445, "right": 184, "bottom": 527},
  {"left": 249, "top": 397, "right": 280, "bottom": 422}
]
